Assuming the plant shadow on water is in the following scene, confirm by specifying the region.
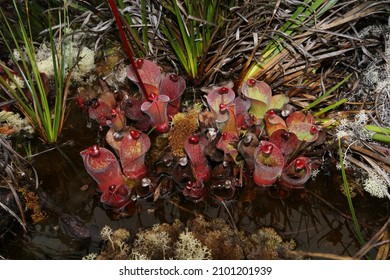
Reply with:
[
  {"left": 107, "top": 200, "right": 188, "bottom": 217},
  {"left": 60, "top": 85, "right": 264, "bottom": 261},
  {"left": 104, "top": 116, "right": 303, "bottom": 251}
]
[{"left": 1, "top": 103, "right": 387, "bottom": 260}]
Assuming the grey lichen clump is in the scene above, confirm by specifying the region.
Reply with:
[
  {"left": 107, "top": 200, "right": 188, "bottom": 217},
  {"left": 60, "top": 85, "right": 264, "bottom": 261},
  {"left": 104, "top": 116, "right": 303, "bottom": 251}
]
[
  {"left": 0, "top": 110, "right": 34, "bottom": 136},
  {"left": 185, "top": 215, "right": 296, "bottom": 260},
  {"left": 91, "top": 226, "right": 132, "bottom": 260},
  {"left": 131, "top": 222, "right": 178, "bottom": 260},
  {"left": 87, "top": 215, "right": 298, "bottom": 260},
  {"left": 354, "top": 24, "right": 390, "bottom": 126},
  {"left": 174, "top": 229, "right": 212, "bottom": 260},
  {"left": 335, "top": 111, "right": 390, "bottom": 200}
]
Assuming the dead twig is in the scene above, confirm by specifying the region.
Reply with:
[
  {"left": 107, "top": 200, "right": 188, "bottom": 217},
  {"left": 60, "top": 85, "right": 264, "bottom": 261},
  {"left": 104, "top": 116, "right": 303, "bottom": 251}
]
[
  {"left": 351, "top": 145, "right": 390, "bottom": 167},
  {"left": 288, "top": 250, "right": 354, "bottom": 260},
  {"left": 354, "top": 217, "right": 390, "bottom": 259}
]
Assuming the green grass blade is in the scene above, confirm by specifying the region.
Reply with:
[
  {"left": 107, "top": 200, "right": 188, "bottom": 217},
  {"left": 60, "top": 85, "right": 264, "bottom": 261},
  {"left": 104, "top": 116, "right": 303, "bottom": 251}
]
[
  {"left": 305, "top": 73, "right": 352, "bottom": 112},
  {"left": 0, "top": 9, "right": 47, "bottom": 137},
  {"left": 0, "top": 0, "right": 69, "bottom": 143},
  {"left": 313, "top": 98, "right": 347, "bottom": 117},
  {"left": 117, "top": 0, "right": 146, "bottom": 56},
  {"left": 20, "top": 2, "right": 53, "bottom": 140},
  {"left": 141, "top": 0, "right": 149, "bottom": 54},
  {"left": 364, "top": 125, "right": 390, "bottom": 135},
  {"left": 50, "top": 10, "right": 64, "bottom": 141},
  {"left": 244, "top": 0, "right": 336, "bottom": 80},
  {"left": 338, "top": 138, "right": 366, "bottom": 248},
  {"left": 364, "top": 125, "right": 390, "bottom": 143},
  {"left": 370, "top": 133, "right": 390, "bottom": 143},
  {"left": 160, "top": 23, "right": 191, "bottom": 75}
]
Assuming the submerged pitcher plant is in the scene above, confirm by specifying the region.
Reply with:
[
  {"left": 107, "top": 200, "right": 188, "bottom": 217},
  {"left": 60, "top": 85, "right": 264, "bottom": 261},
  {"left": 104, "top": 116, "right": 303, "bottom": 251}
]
[
  {"left": 160, "top": 73, "right": 186, "bottom": 116},
  {"left": 253, "top": 110, "right": 319, "bottom": 188},
  {"left": 253, "top": 141, "right": 284, "bottom": 187},
  {"left": 87, "top": 98, "right": 115, "bottom": 126},
  {"left": 232, "top": 96, "right": 252, "bottom": 129},
  {"left": 124, "top": 96, "right": 151, "bottom": 131},
  {"left": 81, "top": 130, "right": 151, "bottom": 209},
  {"left": 109, "top": 108, "right": 126, "bottom": 133},
  {"left": 280, "top": 156, "right": 312, "bottom": 189},
  {"left": 80, "top": 145, "right": 124, "bottom": 192},
  {"left": 184, "top": 134, "right": 211, "bottom": 182},
  {"left": 84, "top": 80, "right": 118, "bottom": 126},
  {"left": 216, "top": 131, "right": 240, "bottom": 164},
  {"left": 120, "top": 129, "right": 151, "bottom": 180},
  {"left": 80, "top": 145, "right": 131, "bottom": 209},
  {"left": 269, "top": 129, "right": 300, "bottom": 159},
  {"left": 237, "top": 132, "right": 259, "bottom": 170},
  {"left": 286, "top": 111, "right": 319, "bottom": 142},
  {"left": 183, "top": 180, "right": 206, "bottom": 202},
  {"left": 79, "top": 69, "right": 324, "bottom": 211},
  {"left": 127, "top": 59, "right": 161, "bottom": 99},
  {"left": 100, "top": 184, "right": 132, "bottom": 209}
]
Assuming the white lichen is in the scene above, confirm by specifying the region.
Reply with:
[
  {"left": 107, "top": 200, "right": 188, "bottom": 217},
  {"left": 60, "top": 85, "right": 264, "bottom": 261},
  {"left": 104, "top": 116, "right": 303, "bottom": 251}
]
[
  {"left": 311, "top": 169, "right": 320, "bottom": 180},
  {"left": 336, "top": 110, "right": 373, "bottom": 142},
  {"left": 90, "top": 216, "right": 298, "bottom": 260},
  {"left": 82, "top": 253, "right": 98, "bottom": 260},
  {"left": 356, "top": 24, "right": 390, "bottom": 126},
  {"left": 100, "top": 225, "right": 113, "bottom": 240},
  {"left": 249, "top": 227, "right": 296, "bottom": 259},
  {"left": 355, "top": 111, "right": 369, "bottom": 125},
  {"left": 174, "top": 229, "right": 212, "bottom": 260},
  {"left": 363, "top": 170, "right": 390, "bottom": 199},
  {"left": 111, "top": 228, "right": 131, "bottom": 254},
  {"left": 113, "top": 240, "right": 130, "bottom": 255},
  {"left": 0, "top": 110, "right": 34, "bottom": 135},
  {"left": 362, "top": 64, "right": 381, "bottom": 87},
  {"left": 77, "top": 47, "right": 95, "bottom": 72},
  {"left": 8, "top": 75, "right": 25, "bottom": 90},
  {"left": 336, "top": 130, "right": 349, "bottom": 140},
  {"left": 35, "top": 43, "right": 55, "bottom": 77},
  {"left": 12, "top": 47, "right": 28, "bottom": 62},
  {"left": 131, "top": 224, "right": 172, "bottom": 259},
  {"left": 14, "top": 29, "right": 97, "bottom": 84},
  {"left": 96, "top": 226, "right": 132, "bottom": 259},
  {"left": 100, "top": 225, "right": 115, "bottom": 249},
  {"left": 111, "top": 228, "right": 130, "bottom": 242},
  {"left": 130, "top": 251, "right": 150, "bottom": 260}
]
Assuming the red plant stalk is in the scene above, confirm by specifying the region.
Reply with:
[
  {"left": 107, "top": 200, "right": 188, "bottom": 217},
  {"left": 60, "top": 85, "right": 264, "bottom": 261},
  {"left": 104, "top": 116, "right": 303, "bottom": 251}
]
[{"left": 107, "top": 0, "right": 149, "bottom": 100}]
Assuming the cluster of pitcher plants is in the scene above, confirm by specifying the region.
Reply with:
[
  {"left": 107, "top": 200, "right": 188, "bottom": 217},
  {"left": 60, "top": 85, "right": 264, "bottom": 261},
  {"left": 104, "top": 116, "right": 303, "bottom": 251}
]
[{"left": 79, "top": 59, "right": 322, "bottom": 211}]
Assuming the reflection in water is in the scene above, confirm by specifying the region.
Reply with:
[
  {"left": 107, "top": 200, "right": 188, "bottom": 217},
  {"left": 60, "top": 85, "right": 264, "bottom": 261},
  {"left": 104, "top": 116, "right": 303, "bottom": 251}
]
[
  {"left": 0, "top": 165, "right": 373, "bottom": 259},
  {"left": 0, "top": 148, "right": 366, "bottom": 259}
]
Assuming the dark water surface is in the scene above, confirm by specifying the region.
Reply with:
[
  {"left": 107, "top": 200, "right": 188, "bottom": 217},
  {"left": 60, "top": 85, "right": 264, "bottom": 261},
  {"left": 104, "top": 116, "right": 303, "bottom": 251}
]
[{"left": 1, "top": 105, "right": 388, "bottom": 259}]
